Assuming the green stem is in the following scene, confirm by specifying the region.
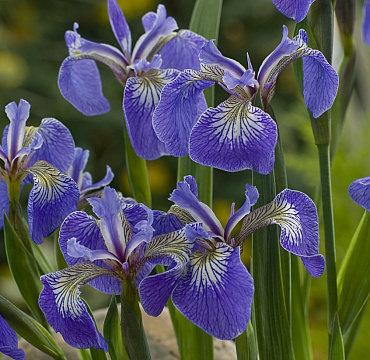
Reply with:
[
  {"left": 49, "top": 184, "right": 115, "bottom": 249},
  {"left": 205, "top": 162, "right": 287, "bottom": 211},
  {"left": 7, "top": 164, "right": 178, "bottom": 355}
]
[
  {"left": 120, "top": 280, "right": 151, "bottom": 360},
  {"left": 122, "top": 120, "right": 151, "bottom": 207},
  {"left": 317, "top": 144, "right": 338, "bottom": 331}
]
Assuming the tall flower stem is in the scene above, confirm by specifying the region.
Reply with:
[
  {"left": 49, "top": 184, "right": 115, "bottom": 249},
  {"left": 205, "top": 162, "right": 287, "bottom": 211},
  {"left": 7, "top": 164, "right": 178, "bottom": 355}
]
[
  {"left": 317, "top": 143, "right": 338, "bottom": 330},
  {"left": 120, "top": 279, "right": 151, "bottom": 360},
  {"left": 122, "top": 119, "right": 151, "bottom": 207}
]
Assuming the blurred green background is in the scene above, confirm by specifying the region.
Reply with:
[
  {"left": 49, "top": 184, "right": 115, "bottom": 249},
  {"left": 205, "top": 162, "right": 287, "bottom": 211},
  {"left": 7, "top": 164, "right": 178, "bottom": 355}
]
[{"left": 0, "top": 0, "right": 369, "bottom": 358}]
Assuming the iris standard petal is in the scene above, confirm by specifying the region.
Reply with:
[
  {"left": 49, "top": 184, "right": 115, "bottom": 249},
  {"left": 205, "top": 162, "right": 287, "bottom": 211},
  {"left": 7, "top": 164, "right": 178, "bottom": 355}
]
[
  {"left": 123, "top": 68, "right": 179, "bottom": 159},
  {"left": 132, "top": 4, "right": 178, "bottom": 61},
  {"left": 172, "top": 243, "right": 254, "bottom": 340},
  {"left": 302, "top": 49, "right": 339, "bottom": 118},
  {"left": 189, "top": 95, "right": 277, "bottom": 173},
  {"left": 159, "top": 30, "right": 207, "bottom": 71},
  {"left": 169, "top": 176, "right": 224, "bottom": 236},
  {"left": 107, "top": 0, "right": 131, "bottom": 62},
  {"left": 0, "top": 314, "right": 25, "bottom": 360},
  {"left": 152, "top": 70, "right": 213, "bottom": 157},
  {"left": 200, "top": 40, "right": 246, "bottom": 79},
  {"left": 139, "top": 227, "right": 194, "bottom": 316},
  {"left": 80, "top": 165, "right": 114, "bottom": 195},
  {"left": 5, "top": 99, "right": 30, "bottom": 161},
  {"left": 0, "top": 180, "right": 9, "bottom": 229},
  {"left": 363, "top": 1, "right": 370, "bottom": 45},
  {"left": 67, "top": 147, "right": 90, "bottom": 188},
  {"left": 59, "top": 211, "right": 122, "bottom": 295},
  {"left": 27, "top": 161, "right": 79, "bottom": 244},
  {"left": 39, "top": 262, "right": 118, "bottom": 351},
  {"left": 270, "top": 0, "right": 315, "bottom": 22},
  {"left": 348, "top": 176, "right": 370, "bottom": 211},
  {"left": 88, "top": 187, "right": 127, "bottom": 262},
  {"left": 58, "top": 57, "right": 110, "bottom": 116},
  {"left": 237, "top": 188, "right": 324, "bottom": 277},
  {"left": 26, "top": 118, "right": 75, "bottom": 172},
  {"left": 224, "top": 184, "right": 259, "bottom": 241}
]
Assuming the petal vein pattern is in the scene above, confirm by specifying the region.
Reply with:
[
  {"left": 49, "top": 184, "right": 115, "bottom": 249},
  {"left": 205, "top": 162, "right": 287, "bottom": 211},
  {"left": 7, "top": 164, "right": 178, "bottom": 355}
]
[
  {"left": 172, "top": 243, "right": 254, "bottom": 340},
  {"left": 189, "top": 96, "right": 277, "bottom": 173},
  {"left": 124, "top": 69, "right": 179, "bottom": 159},
  {"left": 153, "top": 69, "right": 214, "bottom": 157},
  {"left": 39, "top": 262, "right": 117, "bottom": 350}
]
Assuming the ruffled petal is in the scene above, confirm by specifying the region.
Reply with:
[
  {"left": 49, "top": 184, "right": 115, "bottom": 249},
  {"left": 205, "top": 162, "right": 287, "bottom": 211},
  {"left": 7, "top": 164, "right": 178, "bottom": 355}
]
[
  {"left": 132, "top": 4, "right": 178, "bottom": 61},
  {"left": 27, "top": 118, "right": 75, "bottom": 172},
  {"left": 270, "top": 0, "right": 315, "bottom": 22},
  {"left": 363, "top": 0, "right": 370, "bottom": 45},
  {"left": 58, "top": 57, "right": 110, "bottom": 116},
  {"left": 152, "top": 69, "right": 214, "bottom": 157},
  {"left": 189, "top": 95, "right": 277, "bottom": 173},
  {"left": 0, "top": 314, "right": 25, "bottom": 360},
  {"left": 152, "top": 210, "right": 184, "bottom": 236},
  {"left": 172, "top": 243, "right": 254, "bottom": 340},
  {"left": 107, "top": 0, "right": 131, "bottom": 62},
  {"left": 27, "top": 161, "right": 79, "bottom": 244},
  {"left": 237, "top": 188, "right": 324, "bottom": 277},
  {"left": 39, "top": 262, "right": 116, "bottom": 351},
  {"left": 159, "top": 30, "right": 207, "bottom": 71},
  {"left": 0, "top": 179, "right": 9, "bottom": 229},
  {"left": 302, "top": 48, "right": 339, "bottom": 118},
  {"left": 123, "top": 68, "right": 179, "bottom": 159},
  {"left": 169, "top": 176, "right": 223, "bottom": 236},
  {"left": 59, "top": 211, "right": 122, "bottom": 295},
  {"left": 348, "top": 176, "right": 370, "bottom": 211},
  {"left": 139, "top": 227, "right": 194, "bottom": 316}
]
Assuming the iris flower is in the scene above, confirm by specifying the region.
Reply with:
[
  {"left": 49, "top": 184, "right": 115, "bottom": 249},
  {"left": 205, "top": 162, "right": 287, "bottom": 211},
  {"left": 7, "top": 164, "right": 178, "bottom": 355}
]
[
  {"left": 66, "top": 147, "right": 114, "bottom": 208},
  {"left": 270, "top": 0, "right": 316, "bottom": 22},
  {"left": 59, "top": 0, "right": 206, "bottom": 160},
  {"left": 0, "top": 314, "right": 25, "bottom": 360},
  {"left": 0, "top": 100, "right": 79, "bottom": 244},
  {"left": 139, "top": 176, "right": 325, "bottom": 340},
  {"left": 153, "top": 26, "right": 338, "bottom": 173},
  {"left": 348, "top": 176, "right": 370, "bottom": 211},
  {"left": 39, "top": 186, "right": 195, "bottom": 350}
]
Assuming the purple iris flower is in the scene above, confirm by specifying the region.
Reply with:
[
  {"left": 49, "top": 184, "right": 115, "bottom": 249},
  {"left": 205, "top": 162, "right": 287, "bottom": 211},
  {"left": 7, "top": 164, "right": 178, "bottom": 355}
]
[
  {"left": 363, "top": 0, "right": 370, "bottom": 45},
  {"left": 38, "top": 186, "right": 195, "bottom": 350},
  {"left": 348, "top": 176, "right": 370, "bottom": 211},
  {"left": 139, "top": 176, "right": 325, "bottom": 340},
  {"left": 153, "top": 26, "right": 338, "bottom": 173},
  {"left": 59, "top": 0, "right": 206, "bottom": 160},
  {"left": 0, "top": 100, "right": 79, "bottom": 244},
  {"left": 66, "top": 147, "right": 114, "bottom": 208},
  {"left": 270, "top": 0, "right": 316, "bottom": 22},
  {"left": 0, "top": 314, "right": 25, "bottom": 360}
]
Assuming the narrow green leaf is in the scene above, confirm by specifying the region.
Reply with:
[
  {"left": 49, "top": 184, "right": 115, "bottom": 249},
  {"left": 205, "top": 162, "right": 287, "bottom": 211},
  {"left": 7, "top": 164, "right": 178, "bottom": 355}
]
[
  {"left": 328, "top": 313, "right": 345, "bottom": 360},
  {"left": 338, "top": 211, "right": 370, "bottom": 335},
  {"left": 235, "top": 321, "right": 258, "bottom": 360},
  {"left": 32, "top": 240, "right": 55, "bottom": 274},
  {"left": 122, "top": 120, "right": 151, "bottom": 207},
  {"left": 90, "top": 347, "right": 108, "bottom": 360},
  {"left": 0, "top": 295, "right": 66, "bottom": 359},
  {"left": 252, "top": 171, "right": 294, "bottom": 360},
  {"left": 3, "top": 212, "right": 47, "bottom": 326},
  {"left": 78, "top": 349, "right": 92, "bottom": 360},
  {"left": 291, "top": 256, "right": 313, "bottom": 360},
  {"left": 103, "top": 294, "right": 129, "bottom": 360}
]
